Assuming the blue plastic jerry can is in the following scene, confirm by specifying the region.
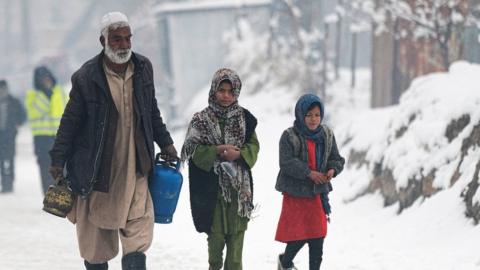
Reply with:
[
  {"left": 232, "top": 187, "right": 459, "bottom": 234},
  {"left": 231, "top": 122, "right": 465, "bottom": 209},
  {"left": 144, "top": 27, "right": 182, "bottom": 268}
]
[{"left": 149, "top": 154, "right": 183, "bottom": 224}]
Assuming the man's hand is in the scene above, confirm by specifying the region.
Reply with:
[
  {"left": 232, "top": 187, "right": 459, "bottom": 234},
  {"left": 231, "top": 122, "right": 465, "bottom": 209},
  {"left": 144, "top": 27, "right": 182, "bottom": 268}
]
[
  {"left": 160, "top": 144, "right": 179, "bottom": 162},
  {"left": 49, "top": 166, "right": 64, "bottom": 184}
]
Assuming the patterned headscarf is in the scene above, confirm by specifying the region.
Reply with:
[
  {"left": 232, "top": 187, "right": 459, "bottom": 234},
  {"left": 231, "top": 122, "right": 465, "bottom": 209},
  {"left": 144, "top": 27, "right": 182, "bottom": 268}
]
[
  {"left": 181, "top": 68, "right": 254, "bottom": 218},
  {"left": 207, "top": 68, "right": 242, "bottom": 117}
]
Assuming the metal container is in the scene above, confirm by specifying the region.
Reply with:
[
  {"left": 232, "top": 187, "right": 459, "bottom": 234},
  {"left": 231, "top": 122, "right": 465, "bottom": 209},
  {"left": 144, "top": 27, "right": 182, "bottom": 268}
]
[{"left": 149, "top": 154, "right": 183, "bottom": 224}]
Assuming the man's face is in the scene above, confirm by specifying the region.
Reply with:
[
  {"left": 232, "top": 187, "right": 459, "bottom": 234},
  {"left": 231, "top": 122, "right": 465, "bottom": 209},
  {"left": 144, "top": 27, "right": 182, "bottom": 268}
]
[
  {"left": 42, "top": 77, "right": 54, "bottom": 90},
  {"left": 105, "top": 26, "right": 132, "bottom": 64}
]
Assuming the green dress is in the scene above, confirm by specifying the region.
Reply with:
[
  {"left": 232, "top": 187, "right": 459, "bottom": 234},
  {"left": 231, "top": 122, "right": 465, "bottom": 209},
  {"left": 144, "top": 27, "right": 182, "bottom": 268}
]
[
  {"left": 192, "top": 133, "right": 259, "bottom": 232},
  {"left": 192, "top": 120, "right": 259, "bottom": 270}
]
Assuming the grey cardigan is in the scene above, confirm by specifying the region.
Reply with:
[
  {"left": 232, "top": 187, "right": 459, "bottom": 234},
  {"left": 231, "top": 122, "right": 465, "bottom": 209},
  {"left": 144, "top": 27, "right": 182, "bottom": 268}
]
[{"left": 275, "top": 125, "right": 345, "bottom": 197}]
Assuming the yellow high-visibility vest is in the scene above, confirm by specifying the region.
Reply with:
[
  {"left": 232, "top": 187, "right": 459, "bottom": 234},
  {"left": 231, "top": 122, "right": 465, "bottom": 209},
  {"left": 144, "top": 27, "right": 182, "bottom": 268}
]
[{"left": 25, "top": 85, "right": 68, "bottom": 136}]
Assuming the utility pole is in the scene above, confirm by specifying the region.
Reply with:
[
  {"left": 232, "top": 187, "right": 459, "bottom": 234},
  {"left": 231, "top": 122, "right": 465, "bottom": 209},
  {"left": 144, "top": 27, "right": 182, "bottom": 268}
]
[
  {"left": 320, "top": 22, "right": 330, "bottom": 98},
  {"left": 335, "top": 0, "right": 343, "bottom": 80},
  {"left": 350, "top": 30, "right": 357, "bottom": 88},
  {"left": 21, "top": 0, "right": 32, "bottom": 66},
  {"left": 3, "top": 0, "right": 13, "bottom": 74}
]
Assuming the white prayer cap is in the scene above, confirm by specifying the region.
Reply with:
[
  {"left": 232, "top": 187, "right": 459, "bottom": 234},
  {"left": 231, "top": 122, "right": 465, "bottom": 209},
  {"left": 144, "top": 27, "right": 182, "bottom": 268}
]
[{"left": 100, "top": 11, "right": 129, "bottom": 33}]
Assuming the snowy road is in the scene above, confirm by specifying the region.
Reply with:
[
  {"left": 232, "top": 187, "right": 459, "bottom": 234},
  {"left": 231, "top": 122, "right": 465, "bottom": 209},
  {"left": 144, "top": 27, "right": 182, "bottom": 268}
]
[{"left": 1, "top": 122, "right": 480, "bottom": 269}]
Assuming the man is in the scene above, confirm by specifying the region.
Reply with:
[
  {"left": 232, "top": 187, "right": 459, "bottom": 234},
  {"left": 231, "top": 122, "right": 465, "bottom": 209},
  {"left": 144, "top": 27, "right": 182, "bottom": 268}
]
[
  {"left": 49, "top": 12, "right": 178, "bottom": 270},
  {"left": 25, "top": 66, "right": 67, "bottom": 194},
  {"left": 0, "top": 80, "right": 26, "bottom": 193}
]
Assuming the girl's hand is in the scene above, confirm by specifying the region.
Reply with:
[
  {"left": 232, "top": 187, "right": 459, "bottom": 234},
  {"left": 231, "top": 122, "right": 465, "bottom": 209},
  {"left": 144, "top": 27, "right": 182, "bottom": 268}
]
[
  {"left": 309, "top": 171, "right": 328, "bottom": 185},
  {"left": 326, "top": 169, "right": 335, "bottom": 181},
  {"left": 219, "top": 145, "right": 240, "bottom": 161},
  {"left": 216, "top": 145, "right": 239, "bottom": 155},
  {"left": 216, "top": 145, "right": 228, "bottom": 155}
]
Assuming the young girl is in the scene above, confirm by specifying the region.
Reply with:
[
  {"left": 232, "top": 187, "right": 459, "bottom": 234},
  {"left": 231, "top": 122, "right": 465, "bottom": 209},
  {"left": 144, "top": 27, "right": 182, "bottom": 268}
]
[
  {"left": 275, "top": 94, "right": 345, "bottom": 270},
  {"left": 181, "top": 68, "right": 259, "bottom": 270}
]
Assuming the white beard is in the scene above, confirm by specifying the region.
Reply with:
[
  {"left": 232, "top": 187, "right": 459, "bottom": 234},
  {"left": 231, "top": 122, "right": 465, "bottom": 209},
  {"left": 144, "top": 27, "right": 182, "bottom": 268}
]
[{"left": 105, "top": 43, "right": 131, "bottom": 64}]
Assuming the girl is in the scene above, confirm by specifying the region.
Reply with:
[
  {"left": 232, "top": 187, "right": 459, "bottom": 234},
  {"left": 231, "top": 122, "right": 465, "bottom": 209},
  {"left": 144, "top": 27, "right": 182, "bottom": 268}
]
[
  {"left": 275, "top": 94, "right": 345, "bottom": 270},
  {"left": 181, "top": 68, "right": 259, "bottom": 270}
]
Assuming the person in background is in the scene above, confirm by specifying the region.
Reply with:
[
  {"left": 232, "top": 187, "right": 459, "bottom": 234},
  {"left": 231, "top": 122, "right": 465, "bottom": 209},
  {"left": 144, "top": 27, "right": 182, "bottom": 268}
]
[
  {"left": 181, "top": 68, "right": 260, "bottom": 270},
  {"left": 25, "top": 66, "right": 67, "bottom": 194},
  {"left": 275, "top": 94, "right": 345, "bottom": 270},
  {"left": 48, "top": 11, "right": 178, "bottom": 270},
  {"left": 0, "top": 80, "right": 26, "bottom": 193}
]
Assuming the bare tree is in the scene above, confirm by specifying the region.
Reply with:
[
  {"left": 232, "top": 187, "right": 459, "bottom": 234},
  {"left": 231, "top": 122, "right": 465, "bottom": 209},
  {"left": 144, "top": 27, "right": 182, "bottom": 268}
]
[
  {"left": 384, "top": 0, "right": 470, "bottom": 70},
  {"left": 267, "top": 0, "right": 326, "bottom": 97},
  {"left": 335, "top": 0, "right": 344, "bottom": 80},
  {"left": 337, "top": 0, "right": 478, "bottom": 106},
  {"left": 342, "top": 0, "right": 478, "bottom": 70},
  {"left": 332, "top": 0, "right": 370, "bottom": 88}
]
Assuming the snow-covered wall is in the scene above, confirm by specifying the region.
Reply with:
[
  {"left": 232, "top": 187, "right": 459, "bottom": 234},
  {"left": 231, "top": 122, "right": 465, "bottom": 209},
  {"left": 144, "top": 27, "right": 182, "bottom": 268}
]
[{"left": 338, "top": 61, "right": 480, "bottom": 222}]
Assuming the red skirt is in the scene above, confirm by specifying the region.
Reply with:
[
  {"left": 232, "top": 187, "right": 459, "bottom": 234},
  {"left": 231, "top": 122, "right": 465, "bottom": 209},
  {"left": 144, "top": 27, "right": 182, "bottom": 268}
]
[{"left": 275, "top": 193, "right": 327, "bottom": 243}]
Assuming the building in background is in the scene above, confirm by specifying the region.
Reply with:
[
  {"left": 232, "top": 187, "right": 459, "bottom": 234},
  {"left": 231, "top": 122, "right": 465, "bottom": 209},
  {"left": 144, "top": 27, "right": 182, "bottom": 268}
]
[
  {"left": 0, "top": 0, "right": 157, "bottom": 98},
  {"left": 371, "top": 0, "right": 478, "bottom": 108},
  {"left": 153, "top": 0, "right": 271, "bottom": 122}
]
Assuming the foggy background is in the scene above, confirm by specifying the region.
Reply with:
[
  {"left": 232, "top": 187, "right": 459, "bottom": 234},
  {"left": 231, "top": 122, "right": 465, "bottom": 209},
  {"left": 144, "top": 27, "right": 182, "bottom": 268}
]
[
  {"left": 2, "top": 0, "right": 479, "bottom": 119},
  {"left": 1, "top": 0, "right": 480, "bottom": 269}
]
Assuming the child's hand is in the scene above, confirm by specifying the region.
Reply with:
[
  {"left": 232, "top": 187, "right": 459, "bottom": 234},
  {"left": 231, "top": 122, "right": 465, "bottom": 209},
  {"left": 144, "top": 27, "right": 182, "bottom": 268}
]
[
  {"left": 218, "top": 145, "right": 241, "bottom": 161},
  {"left": 216, "top": 145, "right": 239, "bottom": 155},
  {"left": 326, "top": 169, "right": 335, "bottom": 181},
  {"left": 216, "top": 145, "right": 229, "bottom": 155},
  {"left": 309, "top": 171, "right": 328, "bottom": 185}
]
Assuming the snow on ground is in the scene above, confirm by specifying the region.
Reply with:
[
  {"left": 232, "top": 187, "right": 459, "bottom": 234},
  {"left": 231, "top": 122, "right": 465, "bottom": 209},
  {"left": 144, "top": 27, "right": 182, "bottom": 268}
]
[
  {"left": 1, "top": 65, "right": 480, "bottom": 269},
  {"left": 337, "top": 61, "right": 480, "bottom": 202}
]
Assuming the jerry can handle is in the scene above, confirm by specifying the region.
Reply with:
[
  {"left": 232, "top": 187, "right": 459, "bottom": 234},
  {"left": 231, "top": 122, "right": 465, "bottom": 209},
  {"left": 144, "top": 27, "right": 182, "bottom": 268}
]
[{"left": 155, "top": 153, "right": 181, "bottom": 171}]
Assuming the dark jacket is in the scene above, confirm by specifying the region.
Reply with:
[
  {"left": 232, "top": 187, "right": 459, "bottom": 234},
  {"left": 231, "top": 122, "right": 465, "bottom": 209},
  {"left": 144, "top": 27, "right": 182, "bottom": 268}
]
[
  {"left": 0, "top": 95, "right": 26, "bottom": 156},
  {"left": 275, "top": 125, "right": 345, "bottom": 197},
  {"left": 0, "top": 95, "right": 26, "bottom": 132},
  {"left": 49, "top": 51, "right": 173, "bottom": 197},
  {"left": 33, "top": 66, "right": 57, "bottom": 97},
  {"left": 188, "top": 109, "right": 257, "bottom": 233}
]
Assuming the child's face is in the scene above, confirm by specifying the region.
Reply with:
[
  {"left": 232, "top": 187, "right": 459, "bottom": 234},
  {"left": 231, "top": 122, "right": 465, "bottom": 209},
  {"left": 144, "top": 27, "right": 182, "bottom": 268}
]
[
  {"left": 215, "top": 81, "right": 235, "bottom": 107},
  {"left": 304, "top": 105, "right": 322, "bottom": 131}
]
